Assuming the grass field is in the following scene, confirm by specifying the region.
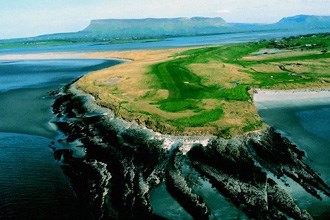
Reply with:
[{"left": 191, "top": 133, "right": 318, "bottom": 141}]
[{"left": 77, "top": 33, "right": 330, "bottom": 137}]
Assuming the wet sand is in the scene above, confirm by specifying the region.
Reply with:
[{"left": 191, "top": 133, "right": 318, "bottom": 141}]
[{"left": 254, "top": 89, "right": 330, "bottom": 107}]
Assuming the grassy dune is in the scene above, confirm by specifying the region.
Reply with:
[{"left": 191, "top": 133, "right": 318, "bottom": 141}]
[{"left": 77, "top": 33, "right": 330, "bottom": 137}]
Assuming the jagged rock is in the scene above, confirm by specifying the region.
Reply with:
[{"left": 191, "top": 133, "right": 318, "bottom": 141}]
[
  {"left": 166, "top": 145, "right": 210, "bottom": 220},
  {"left": 52, "top": 83, "right": 329, "bottom": 219}
]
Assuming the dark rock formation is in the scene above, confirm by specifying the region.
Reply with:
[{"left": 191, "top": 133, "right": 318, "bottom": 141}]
[
  {"left": 165, "top": 144, "right": 210, "bottom": 220},
  {"left": 52, "top": 85, "right": 329, "bottom": 219},
  {"left": 247, "top": 129, "right": 330, "bottom": 199}
]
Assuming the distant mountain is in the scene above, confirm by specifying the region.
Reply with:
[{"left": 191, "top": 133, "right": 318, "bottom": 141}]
[
  {"left": 272, "top": 15, "right": 330, "bottom": 29},
  {"left": 1, "top": 15, "right": 330, "bottom": 46},
  {"left": 81, "top": 17, "right": 229, "bottom": 39},
  {"left": 79, "top": 15, "right": 330, "bottom": 40}
]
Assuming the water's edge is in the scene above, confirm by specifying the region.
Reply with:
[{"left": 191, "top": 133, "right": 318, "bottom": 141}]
[
  {"left": 0, "top": 59, "right": 127, "bottom": 219},
  {"left": 51, "top": 82, "right": 330, "bottom": 219}
]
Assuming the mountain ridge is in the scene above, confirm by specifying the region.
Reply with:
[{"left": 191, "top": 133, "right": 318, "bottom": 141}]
[
  {"left": 78, "top": 15, "right": 330, "bottom": 39},
  {"left": 1, "top": 15, "right": 330, "bottom": 45},
  {"left": 274, "top": 14, "right": 330, "bottom": 29},
  {"left": 81, "top": 17, "right": 228, "bottom": 39}
]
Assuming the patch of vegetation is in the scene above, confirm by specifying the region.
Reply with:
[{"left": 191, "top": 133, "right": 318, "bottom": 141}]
[
  {"left": 111, "top": 86, "right": 119, "bottom": 94},
  {"left": 173, "top": 108, "right": 224, "bottom": 128},
  {"left": 268, "top": 33, "right": 330, "bottom": 50},
  {"left": 243, "top": 119, "right": 263, "bottom": 132},
  {"left": 177, "top": 42, "right": 267, "bottom": 64},
  {"left": 141, "top": 33, "right": 329, "bottom": 135},
  {"left": 148, "top": 45, "right": 255, "bottom": 113},
  {"left": 158, "top": 99, "right": 202, "bottom": 112},
  {"left": 254, "top": 52, "right": 330, "bottom": 64},
  {"left": 215, "top": 85, "right": 251, "bottom": 101},
  {"left": 246, "top": 70, "right": 316, "bottom": 88},
  {"left": 77, "top": 33, "right": 330, "bottom": 137},
  {"left": 0, "top": 40, "right": 76, "bottom": 49}
]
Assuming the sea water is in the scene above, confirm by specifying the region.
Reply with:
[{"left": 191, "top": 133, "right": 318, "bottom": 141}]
[
  {"left": 255, "top": 98, "right": 330, "bottom": 219},
  {"left": 1, "top": 29, "right": 330, "bottom": 218},
  {"left": 1, "top": 28, "right": 330, "bottom": 55},
  {"left": 0, "top": 59, "right": 121, "bottom": 218}
]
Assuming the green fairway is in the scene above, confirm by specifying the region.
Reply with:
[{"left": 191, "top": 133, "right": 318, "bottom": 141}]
[
  {"left": 77, "top": 33, "right": 330, "bottom": 136},
  {"left": 148, "top": 45, "right": 256, "bottom": 108},
  {"left": 147, "top": 47, "right": 254, "bottom": 127},
  {"left": 173, "top": 108, "right": 224, "bottom": 128},
  {"left": 145, "top": 33, "right": 330, "bottom": 131}
]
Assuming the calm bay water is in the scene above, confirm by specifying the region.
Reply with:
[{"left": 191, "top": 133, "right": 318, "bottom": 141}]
[
  {"left": 0, "top": 59, "right": 121, "bottom": 218},
  {"left": 1, "top": 28, "right": 330, "bottom": 55},
  {"left": 256, "top": 101, "right": 330, "bottom": 219},
  {"left": 0, "top": 30, "right": 329, "bottom": 219}
]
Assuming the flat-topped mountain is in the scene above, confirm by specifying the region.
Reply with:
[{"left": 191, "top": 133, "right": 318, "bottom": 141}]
[
  {"left": 82, "top": 17, "right": 228, "bottom": 38},
  {"left": 75, "top": 15, "right": 330, "bottom": 40},
  {"left": 80, "top": 15, "right": 330, "bottom": 39},
  {"left": 1, "top": 15, "right": 330, "bottom": 46}
]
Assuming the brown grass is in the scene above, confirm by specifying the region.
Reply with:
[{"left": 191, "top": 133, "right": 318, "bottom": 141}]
[
  {"left": 242, "top": 50, "right": 317, "bottom": 61},
  {"left": 189, "top": 61, "right": 253, "bottom": 87},
  {"left": 75, "top": 47, "right": 329, "bottom": 137}
]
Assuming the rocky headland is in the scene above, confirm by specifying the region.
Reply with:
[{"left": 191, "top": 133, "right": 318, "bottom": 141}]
[{"left": 51, "top": 82, "right": 330, "bottom": 219}]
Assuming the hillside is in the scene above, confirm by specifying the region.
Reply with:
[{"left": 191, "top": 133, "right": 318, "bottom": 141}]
[
  {"left": 273, "top": 15, "right": 330, "bottom": 29},
  {"left": 82, "top": 17, "right": 228, "bottom": 39},
  {"left": 1, "top": 15, "right": 330, "bottom": 48},
  {"left": 79, "top": 15, "right": 330, "bottom": 40}
]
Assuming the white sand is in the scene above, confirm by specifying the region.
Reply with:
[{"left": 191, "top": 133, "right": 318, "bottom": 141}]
[
  {"left": 0, "top": 52, "right": 86, "bottom": 60},
  {"left": 254, "top": 89, "right": 330, "bottom": 108}
]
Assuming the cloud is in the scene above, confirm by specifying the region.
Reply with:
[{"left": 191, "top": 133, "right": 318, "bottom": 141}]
[{"left": 216, "top": 9, "right": 230, "bottom": 14}]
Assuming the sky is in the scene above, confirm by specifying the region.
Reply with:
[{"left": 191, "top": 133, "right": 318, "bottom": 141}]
[{"left": 0, "top": 0, "right": 329, "bottom": 39}]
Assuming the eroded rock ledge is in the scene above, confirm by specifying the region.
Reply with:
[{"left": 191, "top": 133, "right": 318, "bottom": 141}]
[{"left": 52, "top": 83, "right": 329, "bottom": 219}]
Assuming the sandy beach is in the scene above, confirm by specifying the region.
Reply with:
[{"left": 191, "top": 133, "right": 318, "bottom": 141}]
[
  {"left": 0, "top": 52, "right": 87, "bottom": 60},
  {"left": 2, "top": 47, "right": 330, "bottom": 219},
  {"left": 254, "top": 89, "right": 330, "bottom": 108},
  {"left": 2, "top": 49, "right": 330, "bottom": 136}
]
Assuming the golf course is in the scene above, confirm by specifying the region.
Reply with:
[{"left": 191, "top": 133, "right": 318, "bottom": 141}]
[{"left": 77, "top": 33, "right": 330, "bottom": 137}]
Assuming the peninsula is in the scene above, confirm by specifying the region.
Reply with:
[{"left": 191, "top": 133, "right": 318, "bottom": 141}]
[
  {"left": 75, "top": 33, "right": 330, "bottom": 137},
  {"left": 1, "top": 4, "right": 330, "bottom": 218},
  {"left": 48, "top": 32, "right": 330, "bottom": 219}
]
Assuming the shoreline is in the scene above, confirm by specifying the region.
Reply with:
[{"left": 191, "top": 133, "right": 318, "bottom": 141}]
[
  {"left": 53, "top": 82, "right": 329, "bottom": 219},
  {"left": 2, "top": 32, "right": 330, "bottom": 219},
  {"left": 3, "top": 50, "right": 328, "bottom": 218},
  {"left": 2, "top": 50, "right": 330, "bottom": 136},
  {"left": 0, "top": 52, "right": 132, "bottom": 62},
  {"left": 0, "top": 52, "right": 86, "bottom": 60},
  {"left": 67, "top": 83, "right": 215, "bottom": 154},
  {"left": 254, "top": 88, "right": 330, "bottom": 108}
]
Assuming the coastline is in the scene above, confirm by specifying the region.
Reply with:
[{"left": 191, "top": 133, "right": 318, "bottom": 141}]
[
  {"left": 0, "top": 52, "right": 86, "bottom": 60},
  {"left": 254, "top": 88, "right": 330, "bottom": 108},
  {"left": 52, "top": 81, "right": 330, "bottom": 219},
  {"left": 2, "top": 49, "right": 330, "bottom": 136},
  {"left": 0, "top": 51, "right": 132, "bottom": 62},
  {"left": 4, "top": 49, "right": 328, "bottom": 218},
  {"left": 67, "top": 83, "right": 215, "bottom": 153},
  {"left": 2, "top": 50, "right": 330, "bottom": 136},
  {"left": 0, "top": 29, "right": 330, "bottom": 220}
]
